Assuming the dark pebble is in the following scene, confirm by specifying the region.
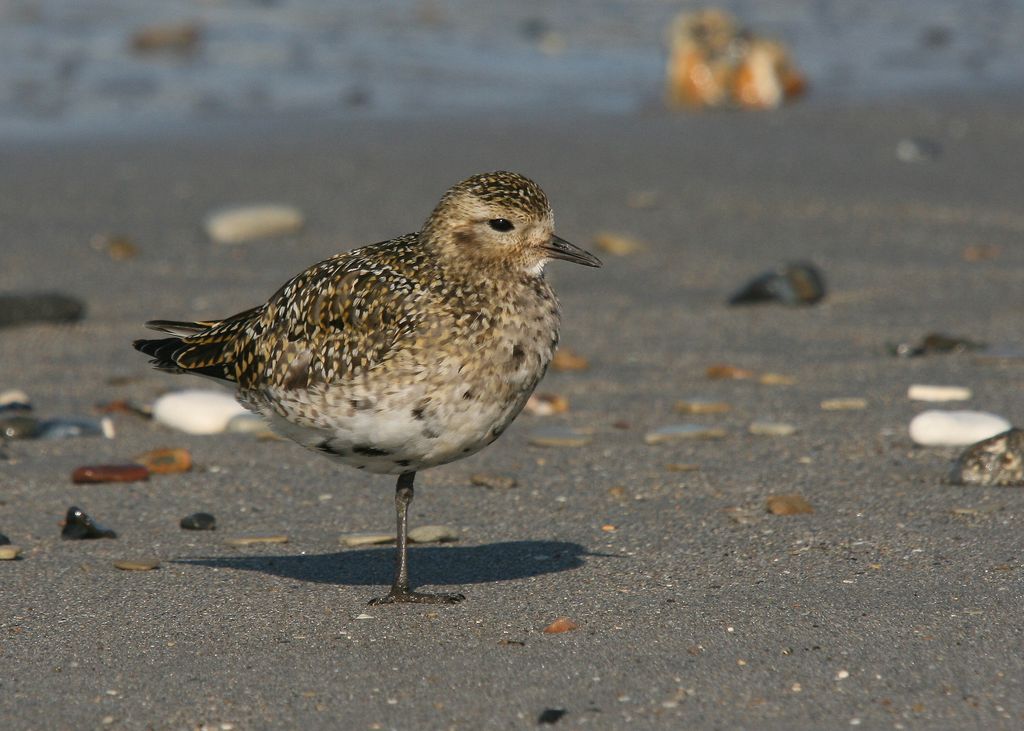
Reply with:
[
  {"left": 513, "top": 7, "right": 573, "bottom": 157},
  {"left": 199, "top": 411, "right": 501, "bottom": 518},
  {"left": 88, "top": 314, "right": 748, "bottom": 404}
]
[
  {"left": 39, "top": 418, "right": 110, "bottom": 440},
  {"left": 728, "top": 262, "right": 825, "bottom": 306},
  {"left": 538, "top": 708, "right": 568, "bottom": 725},
  {"left": 0, "top": 532, "right": 10, "bottom": 545},
  {"left": 72, "top": 464, "right": 149, "bottom": 484},
  {"left": 61, "top": 506, "right": 117, "bottom": 539},
  {"left": 890, "top": 332, "right": 986, "bottom": 358},
  {"left": 180, "top": 512, "right": 216, "bottom": 530},
  {"left": 0, "top": 415, "right": 42, "bottom": 439},
  {"left": 949, "top": 428, "right": 1024, "bottom": 487},
  {"left": 0, "top": 292, "right": 85, "bottom": 329}
]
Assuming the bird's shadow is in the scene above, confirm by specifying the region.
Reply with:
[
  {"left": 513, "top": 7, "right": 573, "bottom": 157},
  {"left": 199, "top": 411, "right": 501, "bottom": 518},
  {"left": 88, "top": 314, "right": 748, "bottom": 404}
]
[{"left": 177, "top": 540, "right": 595, "bottom": 587}]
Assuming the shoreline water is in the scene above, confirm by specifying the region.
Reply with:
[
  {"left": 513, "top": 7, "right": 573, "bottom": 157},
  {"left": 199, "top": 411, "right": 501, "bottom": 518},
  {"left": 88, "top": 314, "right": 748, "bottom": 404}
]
[{"left": 3, "top": 0, "right": 1024, "bottom": 141}]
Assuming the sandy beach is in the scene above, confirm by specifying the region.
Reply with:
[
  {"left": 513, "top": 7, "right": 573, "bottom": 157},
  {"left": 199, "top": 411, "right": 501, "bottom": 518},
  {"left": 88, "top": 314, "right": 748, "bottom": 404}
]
[{"left": 2, "top": 93, "right": 1024, "bottom": 728}]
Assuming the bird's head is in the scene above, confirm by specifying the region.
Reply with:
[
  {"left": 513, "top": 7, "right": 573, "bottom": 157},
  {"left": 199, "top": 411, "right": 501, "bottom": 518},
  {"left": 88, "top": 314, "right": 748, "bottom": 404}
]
[{"left": 422, "top": 171, "right": 602, "bottom": 276}]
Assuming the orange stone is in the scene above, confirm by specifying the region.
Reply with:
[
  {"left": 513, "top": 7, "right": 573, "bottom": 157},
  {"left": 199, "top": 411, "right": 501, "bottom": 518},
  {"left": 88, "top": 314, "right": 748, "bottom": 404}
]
[
  {"left": 543, "top": 617, "right": 579, "bottom": 634},
  {"left": 766, "top": 494, "right": 813, "bottom": 516},
  {"left": 134, "top": 448, "right": 193, "bottom": 474},
  {"left": 551, "top": 348, "right": 590, "bottom": 372},
  {"left": 72, "top": 464, "right": 150, "bottom": 484},
  {"left": 706, "top": 364, "right": 755, "bottom": 380}
]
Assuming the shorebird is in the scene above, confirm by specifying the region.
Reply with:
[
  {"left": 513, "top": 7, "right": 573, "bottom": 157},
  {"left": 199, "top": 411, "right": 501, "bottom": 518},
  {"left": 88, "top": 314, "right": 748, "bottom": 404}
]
[{"left": 134, "top": 171, "right": 601, "bottom": 604}]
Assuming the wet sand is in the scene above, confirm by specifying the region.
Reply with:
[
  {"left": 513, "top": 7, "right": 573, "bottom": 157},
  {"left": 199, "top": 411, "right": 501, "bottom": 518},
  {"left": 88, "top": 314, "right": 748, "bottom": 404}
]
[{"left": 2, "top": 96, "right": 1024, "bottom": 728}]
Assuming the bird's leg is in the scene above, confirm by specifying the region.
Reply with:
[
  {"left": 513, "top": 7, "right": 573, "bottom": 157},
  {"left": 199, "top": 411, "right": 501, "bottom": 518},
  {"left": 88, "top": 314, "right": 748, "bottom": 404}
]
[{"left": 368, "top": 471, "right": 465, "bottom": 605}]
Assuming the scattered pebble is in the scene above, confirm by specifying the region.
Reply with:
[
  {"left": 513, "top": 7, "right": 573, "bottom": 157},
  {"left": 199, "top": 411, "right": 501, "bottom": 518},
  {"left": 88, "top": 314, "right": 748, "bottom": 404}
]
[
  {"left": 675, "top": 398, "right": 731, "bottom": 414},
  {"left": 821, "top": 397, "right": 868, "bottom": 411},
  {"left": 0, "top": 389, "right": 31, "bottom": 412},
  {"left": 61, "top": 506, "right": 117, "bottom": 539},
  {"left": 204, "top": 204, "right": 304, "bottom": 244},
  {"left": 593, "top": 232, "right": 645, "bottom": 256},
  {"left": 408, "top": 525, "right": 459, "bottom": 543},
  {"left": 728, "top": 262, "right": 826, "bottom": 306},
  {"left": 528, "top": 426, "right": 593, "bottom": 448},
  {"left": 340, "top": 533, "right": 393, "bottom": 547},
  {"left": 470, "top": 473, "right": 518, "bottom": 489},
  {"left": 135, "top": 448, "right": 193, "bottom": 474},
  {"left": 550, "top": 348, "right": 590, "bottom": 372},
  {"left": 766, "top": 494, "right": 813, "bottom": 515},
  {"left": 131, "top": 21, "right": 202, "bottom": 54},
  {"left": 0, "top": 532, "right": 9, "bottom": 545},
  {"left": 665, "top": 463, "right": 700, "bottom": 472},
  {"left": 601, "top": 524, "right": 617, "bottom": 532},
  {"left": 113, "top": 559, "right": 160, "bottom": 571},
  {"left": 758, "top": 372, "right": 796, "bottom": 386},
  {"left": 543, "top": 617, "right": 579, "bottom": 634},
  {"left": 644, "top": 423, "right": 727, "bottom": 444},
  {"left": 90, "top": 233, "right": 138, "bottom": 260},
  {"left": 0, "top": 292, "right": 86, "bottom": 329},
  {"left": 0, "top": 415, "right": 41, "bottom": 439},
  {"left": 524, "top": 392, "right": 570, "bottom": 416},
  {"left": 949, "top": 428, "right": 1024, "bottom": 486},
  {"left": 0, "top": 545, "right": 22, "bottom": 560},
  {"left": 909, "top": 410, "right": 1011, "bottom": 447},
  {"left": 896, "top": 137, "right": 942, "bottom": 163},
  {"left": 225, "top": 534, "right": 289, "bottom": 546},
  {"left": 891, "top": 332, "right": 985, "bottom": 358},
  {"left": 706, "top": 364, "right": 754, "bottom": 380},
  {"left": 72, "top": 464, "right": 150, "bottom": 484},
  {"left": 907, "top": 384, "right": 972, "bottom": 402},
  {"left": 180, "top": 512, "right": 216, "bottom": 530},
  {"left": 538, "top": 708, "right": 568, "bottom": 725},
  {"left": 39, "top": 417, "right": 115, "bottom": 440},
  {"left": 749, "top": 420, "right": 796, "bottom": 436},
  {"left": 152, "top": 389, "right": 249, "bottom": 434}
]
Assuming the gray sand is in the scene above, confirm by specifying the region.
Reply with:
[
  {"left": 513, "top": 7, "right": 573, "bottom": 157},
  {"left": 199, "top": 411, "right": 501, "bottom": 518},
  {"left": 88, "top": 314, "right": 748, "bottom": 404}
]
[{"left": 2, "top": 97, "right": 1024, "bottom": 728}]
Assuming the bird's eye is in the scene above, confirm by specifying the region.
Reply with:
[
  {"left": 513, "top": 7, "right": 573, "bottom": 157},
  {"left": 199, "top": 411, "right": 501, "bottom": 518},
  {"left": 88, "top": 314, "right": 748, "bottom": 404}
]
[{"left": 488, "top": 218, "right": 514, "bottom": 232}]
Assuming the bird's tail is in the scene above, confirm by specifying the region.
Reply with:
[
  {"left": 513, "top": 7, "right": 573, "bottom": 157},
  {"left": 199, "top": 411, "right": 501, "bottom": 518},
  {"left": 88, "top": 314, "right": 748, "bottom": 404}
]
[{"left": 132, "top": 307, "right": 262, "bottom": 383}]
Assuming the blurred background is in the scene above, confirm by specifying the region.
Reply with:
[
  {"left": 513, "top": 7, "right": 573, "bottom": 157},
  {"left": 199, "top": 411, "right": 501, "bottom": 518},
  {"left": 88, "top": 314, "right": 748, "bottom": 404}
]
[{"left": 3, "top": 0, "right": 1024, "bottom": 138}]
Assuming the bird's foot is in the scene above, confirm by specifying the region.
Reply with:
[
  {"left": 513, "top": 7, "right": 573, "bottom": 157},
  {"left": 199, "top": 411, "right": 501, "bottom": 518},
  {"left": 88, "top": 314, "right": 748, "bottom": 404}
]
[{"left": 368, "top": 588, "right": 466, "bottom": 606}]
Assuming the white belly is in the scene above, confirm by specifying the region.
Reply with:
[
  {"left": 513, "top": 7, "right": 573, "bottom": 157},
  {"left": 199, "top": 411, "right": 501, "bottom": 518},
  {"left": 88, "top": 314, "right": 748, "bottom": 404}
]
[{"left": 259, "top": 379, "right": 531, "bottom": 475}]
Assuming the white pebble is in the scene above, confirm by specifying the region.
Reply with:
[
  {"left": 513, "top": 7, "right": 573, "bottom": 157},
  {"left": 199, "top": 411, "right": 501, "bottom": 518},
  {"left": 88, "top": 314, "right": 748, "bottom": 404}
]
[
  {"left": 0, "top": 389, "right": 30, "bottom": 407},
  {"left": 748, "top": 421, "right": 797, "bottom": 436},
  {"left": 153, "top": 389, "right": 249, "bottom": 434},
  {"left": 644, "top": 423, "right": 727, "bottom": 444},
  {"left": 204, "top": 204, "right": 304, "bottom": 244},
  {"left": 909, "top": 410, "right": 1011, "bottom": 447},
  {"left": 907, "top": 384, "right": 972, "bottom": 402},
  {"left": 408, "top": 525, "right": 459, "bottom": 543}
]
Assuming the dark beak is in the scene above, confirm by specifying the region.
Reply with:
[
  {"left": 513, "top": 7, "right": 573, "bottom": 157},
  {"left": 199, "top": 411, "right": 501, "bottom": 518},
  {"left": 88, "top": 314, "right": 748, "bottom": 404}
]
[{"left": 544, "top": 235, "right": 603, "bottom": 268}]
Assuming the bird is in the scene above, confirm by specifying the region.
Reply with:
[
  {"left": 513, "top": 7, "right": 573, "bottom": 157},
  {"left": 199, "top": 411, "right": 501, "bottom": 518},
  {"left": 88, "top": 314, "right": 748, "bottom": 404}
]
[{"left": 134, "top": 171, "right": 602, "bottom": 605}]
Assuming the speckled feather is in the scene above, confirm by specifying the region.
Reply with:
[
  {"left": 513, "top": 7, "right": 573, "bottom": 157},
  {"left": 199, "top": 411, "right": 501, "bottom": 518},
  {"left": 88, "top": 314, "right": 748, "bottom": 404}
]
[{"left": 134, "top": 171, "right": 597, "bottom": 474}]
